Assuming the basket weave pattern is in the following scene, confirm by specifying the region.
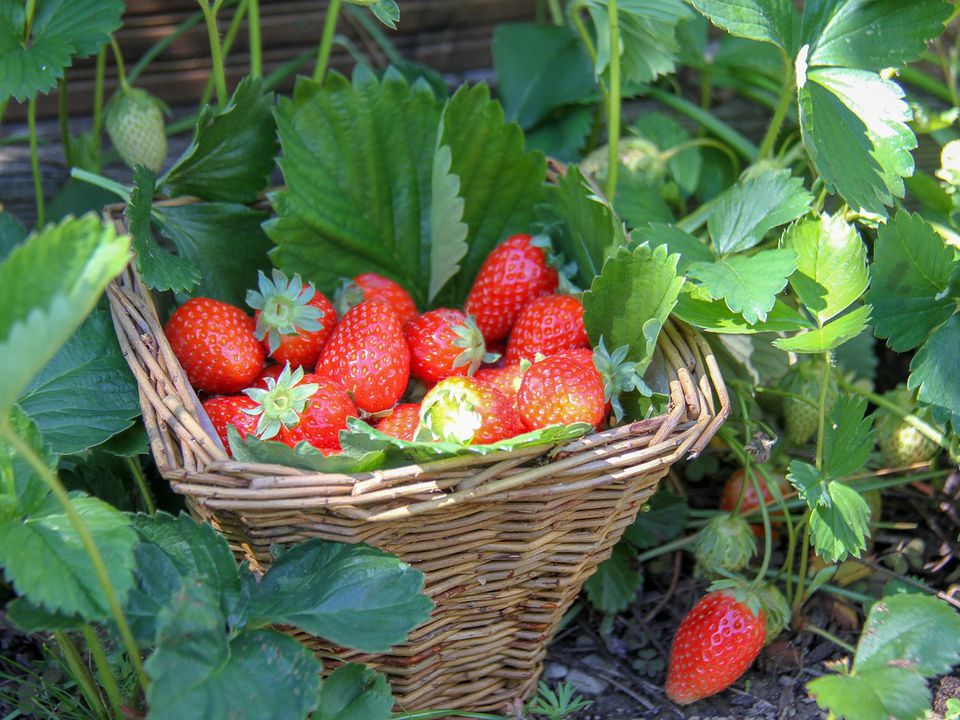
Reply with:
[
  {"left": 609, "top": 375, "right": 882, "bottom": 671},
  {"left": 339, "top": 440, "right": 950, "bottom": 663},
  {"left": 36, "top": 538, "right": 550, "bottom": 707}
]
[{"left": 106, "top": 206, "right": 729, "bottom": 712}]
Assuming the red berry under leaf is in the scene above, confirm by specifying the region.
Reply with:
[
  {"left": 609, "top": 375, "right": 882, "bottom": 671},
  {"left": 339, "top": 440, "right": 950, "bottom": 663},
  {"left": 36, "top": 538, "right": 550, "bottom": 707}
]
[
  {"left": 165, "top": 297, "right": 264, "bottom": 394},
  {"left": 202, "top": 395, "right": 260, "bottom": 452},
  {"left": 375, "top": 403, "right": 422, "bottom": 442},
  {"left": 517, "top": 355, "right": 606, "bottom": 430},
  {"left": 336, "top": 272, "right": 418, "bottom": 326}
]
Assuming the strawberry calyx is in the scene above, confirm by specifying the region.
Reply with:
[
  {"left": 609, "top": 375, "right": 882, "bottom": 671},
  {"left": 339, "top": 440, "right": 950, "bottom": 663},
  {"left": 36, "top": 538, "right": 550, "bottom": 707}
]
[
  {"left": 333, "top": 278, "right": 366, "bottom": 317},
  {"left": 242, "top": 363, "right": 318, "bottom": 439},
  {"left": 246, "top": 269, "right": 325, "bottom": 353},
  {"left": 529, "top": 232, "right": 580, "bottom": 293},
  {"left": 417, "top": 381, "right": 483, "bottom": 444},
  {"left": 705, "top": 577, "right": 765, "bottom": 619},
  {"left": 592, "top": 337, "right": 648, "bottom": 422},
  {"left": 451, "top": 315, "right": 500, "bottom": 376}
]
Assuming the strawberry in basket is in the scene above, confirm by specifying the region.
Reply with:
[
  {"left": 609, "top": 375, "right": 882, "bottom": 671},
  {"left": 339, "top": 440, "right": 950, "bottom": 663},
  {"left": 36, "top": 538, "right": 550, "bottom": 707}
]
[
  {"left": 404, "top": 308, "right": 497, "bottom": 385},
  {"left": 336, "top": 272, "right": 419, "bottom": 325}
]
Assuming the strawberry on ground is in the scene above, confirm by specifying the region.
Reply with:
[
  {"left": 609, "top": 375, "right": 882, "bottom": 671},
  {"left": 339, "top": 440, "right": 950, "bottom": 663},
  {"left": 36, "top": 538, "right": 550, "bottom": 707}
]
[
  {"left": 404, "top": 309, "right": 496, "bottom": 385},
  {"left": 517, "top": 354, "right": 606, "bottom": 430},
  {"left": 376, "top": 403, "right": 421, "bottom": 442},
  {"left": 665, "top": 588, "right": 766, "bottom": 705},
  {"left": 335, "top": 273, "right": 418, "bottom": 325},
  {"left": 419, "top": 377, "right": 523, "bottom": 445},
  {"left": 202, "top": 395, "right": 260, "bottom": 452},
  {"left": 106, "top": 86, "right": 167, "bottom": 173},
  {"left": 165, "top": 297, "right": 265, "bottom": 394},
  {"left": 315, "top": 300, "right": 410, "bottom": 413},
  {"left": 246, "top": 269, "right": 337, "bottom": 369},
  {"left": 505, "top": 294, "right": 588, "bottom": 363},
  {"left": 243, "top": 364, "right": 357, "bottom": 452},
  {"left": 465, "top": 234, "right": 559, "bottom": 342}
]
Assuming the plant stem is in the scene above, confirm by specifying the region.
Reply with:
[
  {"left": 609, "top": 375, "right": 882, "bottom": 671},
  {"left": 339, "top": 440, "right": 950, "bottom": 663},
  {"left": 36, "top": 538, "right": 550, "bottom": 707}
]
[
  {"left": 749, "top": 467, "right": 773, "bottom": 582},
  {"left": 59, "top": 76, "right": 73, "bottom": 168},
  {"left": 28, "top": 97, "right": 45, "bottom": 228},
  {"left": 792, "top": 514, "right": 811, "bottom": 610},
  {"left": 70, "top": 168, "right": 131, "bottom": 202},
  {"left": 765, "top": 569, "right": 875, "bottom": 604},
  {"left": 546, "top": 0, "right": 564, "bottom": 25},
  {"left": 605, "top": 0, "right": 620, "bottom": 202},
  {"left": 109, "top": 36, "right": 129, "bottom": 93},
  {"left": 569, "top": 5, "right": 610, "bottom": 112},
  {"left": 248, "top": 0, "right": 262, "bottom": 77},
  {"left": 195, "top": 0, "right": 248, "bottom": 110},
  {"left": 635, "top": 533, "right": 697, "bottom": 562},
  {"left": 55, "top": 631, "right": 106, "bottom": 716},
  {"left": 815, "top": 354, "right": 832, "bottom": 472},
  {"left": 756, "top": 53, "right": 794, "bottom": 160},
  {"left": 81, "top": 625, "right": 126, "bottom": 720},
  {"left": 199, "top": 0, "right": 229, "bottom": 106},
  {"left": 126, "top": 456, "right": 155, "bottom": 514},
  {"left": 129, "top": 11, "right": 204, "bottom": 84},
  {"left": 314, "top": 0, "right": 344, "bottom": 83},
  {"left": 801, "top": 623, "right": 856, "bottom": 654},
  {"left": 345, "top": 4, "right": 403, "bottom": 65},
  {"left": 92, "top": 47, "right": 106, "bottom": 169},
  {"left": 645, "top": 86, "right": 758, "bottom": 160},
  {"left": 0, "top": 423, "right": 149, "bottom": 692},
  {"left": 23, "top": 0, "right": 37, "bottom": 40},
  {"left": 0, "top": 98, "right": 8, "bottom": 127}
]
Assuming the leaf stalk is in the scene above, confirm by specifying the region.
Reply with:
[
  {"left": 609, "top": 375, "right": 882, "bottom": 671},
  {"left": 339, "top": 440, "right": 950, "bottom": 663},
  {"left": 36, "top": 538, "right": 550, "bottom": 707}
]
[
  {"left": 314, "top": 0, "right": 344, "bottom": 83},
  {"left": 28, "top": 96, "right": 45, "bottom": 228}
]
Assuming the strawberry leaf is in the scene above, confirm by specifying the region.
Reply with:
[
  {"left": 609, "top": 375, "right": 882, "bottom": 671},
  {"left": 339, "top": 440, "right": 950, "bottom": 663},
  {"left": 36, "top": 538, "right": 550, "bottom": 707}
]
[
  {"left": 781, "top": 213, "right": 867, "bottom": 324},
  {"left": 687, "top": 0, "right": 793, "bottom": 50},
  {"left": 315, "top": 664, "right": 393, "bottom": 720},
  {"left": 428, "top": 142, "right": 468, "bottom": 302},
  {"left": 633, "top": 112, "right": 703, "bottom": 195},
  {"left": 686, "top": 249, "right": 798, "bottom": 324},
  {"left": 709, "top": 170, "right": 813, "bottom": 255},
  {"left": 674, "top": 287, "right": 810, "bottom": 334},
  {"left": 17, "top": 311, "right": 139, "bottom": 455},
  {"left": 907, "top": 314, "right": 960, "bottom": 433},
  {"left": 808, "top": 667, "right": 930, "bottom": 720},
  {"left": 239, "top": 540, "right": 433, "bottom": 653},
  {"left": 161, "top": 77, "right": 278, "bottom": 204},
  {"left": 583, "top": 243, "right": 684, "bottom": 372},
  {"left": 368, "top": 0, "right": 399, "bottom": 29},
  {"left": 0, "top": 213, "right": 130, "bottom": 418},
  {"left": 772, "top": 304, "right": 871, "bottom": 353},
  {"left": 145, "top": 580, "right": 321, "bottom": 720},
  {"left": 787, "top": 459, "right": 829, "bottom": 509},
  {"left": 228, "top": 427, "right": 385, "bottom": 473},
  {"left": 584, "top": 543, "right": 643, "bottom": 615},
  {"left": 822, "top": 395, "right": 874, "bottom": 480},
  {"left": 0, "top": 407, "right": 54, "bottom": 522},
  {"left": 867, "top": 211, "right": 958, "bottom": 352},
  {"left": 808, "top": 481, "right": 871, "bottom": 563},
  {"left": 637, "top": 223, "right": 713, "bottom": 273},
  {"left": 0, "top": 211, "right": 26, "bottom": 261},
  {"left": 0, "top": 0, "right": 124, "bottom": 101}
]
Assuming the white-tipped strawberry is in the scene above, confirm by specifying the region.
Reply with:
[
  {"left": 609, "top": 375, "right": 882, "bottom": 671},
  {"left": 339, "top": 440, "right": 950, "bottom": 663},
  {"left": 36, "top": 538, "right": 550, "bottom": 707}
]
[
  {"left": 246, "top": 269, "right": 337, "bottom": 369},
  {"left": 242, "top": 363, "right": 319, "bottom": 440},
  {"left": 106, "top": 87, "right": 167, "bottom": 173}
]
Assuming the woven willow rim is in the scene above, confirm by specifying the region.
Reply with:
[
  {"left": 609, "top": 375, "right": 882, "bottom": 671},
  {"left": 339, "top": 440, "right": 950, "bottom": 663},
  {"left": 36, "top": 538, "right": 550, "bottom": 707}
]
[{"left": 104, "top": 201, "right": 730, "bottom": 521}]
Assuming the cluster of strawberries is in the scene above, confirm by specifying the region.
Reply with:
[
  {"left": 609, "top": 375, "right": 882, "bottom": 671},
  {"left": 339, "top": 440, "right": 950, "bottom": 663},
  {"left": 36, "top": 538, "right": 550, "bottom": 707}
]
[{"left": 164, "top": 235, "right": 613, "bottom": 456}]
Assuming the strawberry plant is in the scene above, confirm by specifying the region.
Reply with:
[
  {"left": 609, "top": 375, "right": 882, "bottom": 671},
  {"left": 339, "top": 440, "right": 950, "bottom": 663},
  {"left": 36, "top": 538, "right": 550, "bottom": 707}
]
[{"left": 3, "top": 0, "right": 960, "bottom": 717}]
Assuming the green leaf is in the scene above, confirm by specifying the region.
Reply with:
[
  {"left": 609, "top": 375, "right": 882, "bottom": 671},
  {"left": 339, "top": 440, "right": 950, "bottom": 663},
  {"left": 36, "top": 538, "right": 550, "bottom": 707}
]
[
  {"left": 808, "top": 667, "right": 930, "bottom": 720},
  {"left": 0, "top": 407, "right": 53, "bottom": 523},
  {"left": 867, "top": 211, "right": 958, "bottom": 352},
  {"left": 687, "top": 0, "right": 792, "bottom": 50},
  {"left": 809, "top": 481, "right": 871, "bottom": 563},
  {"left": 781, "top": 213, "right": 867, "bottom": 324},
  {"left": 100, "top": 421, "right": 150, "bottom": 457},
  {"left": 524, "top": 106, "right": 595, "bottom": 161},
  {"left": 428, "top": 141, "right": 468, "bottom": 302},
  {"left": 0, "top": 213, "right": 131, "bottom": 418},
  {"left": 542, "top": 166, "right": 627, "bottom": 289},
  {"left": 822, "top": 395, "right": 874, "bottom": 479},
  {"left": 584, "top": 543, "right": 642, "bottom": 615},
  {"left": 492, "top": 23, "right": 596, "bottom": 129},
  {"left": 161, "top": 77, "right": 278, "bottom": 203},
  {"left": 229, "top": 427, "right": 385, "bottom": 473},
  {"left": 123, "top": 542, "right": 187, "bottom": 645},
  {"left": 674, "top": 287, "right": 810, "bottom": 334},
  {"left": 614, "top": 169, "right": 674, "bottom": 229},
  {"left": 803, "top": 0, "right": 951, "bottom": 71},
  {"left": 241, "top": 540, "right": 432, "bottom": 653},
  {"left": 632, "top": 112, "right": 702, "bottom": 195},
  {"left": 787, "top": 460, "right": 829, "bottom": 509},
  {"left": 152, "top": 201, "right": 272, "bottom": 307},
  {"left": 0, "top": 493, "right": 136, "bottom": 621},
  {"left": 0, "top": 211, "right": 26, "bottom": 261},
  {"left": 437, "top": 83, "right": 546, "bottom": 304},
  {"left": 368, "top": 0, "right": 399, "bottom": 29},
  {"left": 907, "top": 314, "right": 960, "bottom": 432},
  {"left": 126, "top": 167, "right": 200, "bottom": 295},
  {"left": 797, "top": 66, "right": 915, "bottom": 216},
  {"left": 0, "top": 0, "right": 124, "bottom": 101},
  {"left": 583, "top": 243, "right": 684, "bottom": 372},
  {"left": 315, "top": 664, "right": 393, "bottom": 720},
  {"left": 145, "top": 580, "right": 321, "bottom": 720},
  {"left": 586, "top": 0, "right": 694, "bottom": 84},
  {"left": 6, "top": 597, "right": 84, "bottom": 632},
  {"left": 709, "top": 170, "right": 813, "bottom": 255},
  {"left": 635, "top": 223, "right": 713, "bottom": 273},
  {"left": 687, "top": 249, "right": 797, "bottom": 324},
  {"left": 17, "top": 311, "right": 139, "bottom": 455},
  {"left": 773, "top": 304, "right": 871, "bottom": 353},
  {"left": 856, "top": 593, "right": 960, "bottom": 677},
  {"left": 624, "top": 491, "right": 688, "bottom": 548}
]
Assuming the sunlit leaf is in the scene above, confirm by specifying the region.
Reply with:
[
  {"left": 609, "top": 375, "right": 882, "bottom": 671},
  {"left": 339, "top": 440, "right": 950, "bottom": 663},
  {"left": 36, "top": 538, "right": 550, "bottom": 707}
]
[{"left": 687, "top": 249, "right": 797, "bottom": 324}]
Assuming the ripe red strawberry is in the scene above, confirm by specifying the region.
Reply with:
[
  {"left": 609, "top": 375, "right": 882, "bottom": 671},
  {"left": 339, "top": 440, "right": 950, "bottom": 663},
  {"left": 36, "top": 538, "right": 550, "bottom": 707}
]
[
  {"left": 505, "top": 294, "right": 588, "bottom": 363},
  {"left": 244, "top": 365, "right": 357, "bottom": 451},
  {"left": 474, "top": 363, "right": 527, "bottom": 407},
  {"left": 202, "top": 395, "right": 260, "bottom": 452},
  {"left": 336, "top": 273, "right": 418, "bottom": 325},
  {"left": 165, "top": 297, "right": 264, "bottom": 394},
  {"left": 465, "top": 234, "right": 559, "bottom": 342},
  {"left": 404, "top": 309, "right": 496, "bottom": 385},
  {"left": 419, "top": 377, "right": 523, "bottom": 445},
  {"left": 376, "top": 403, "right": 421, "bottom": 442},
  {"left": 247, "top": 269, "right": 337, "bottom": 369},
  {"left": 665, "top": 590, "right": 766, "bottom": 705},
  {"left": 719, "top": 468, "right": 789, "bottom": 538},
  {"left": 254, "top": 363, "right": 285, "bottom": 389},
  {"left": 517, "top": 354, "right": 606, "bottom": 430},
  {"left": 315, "top": 301, "right": 410, "bottom": 413}
]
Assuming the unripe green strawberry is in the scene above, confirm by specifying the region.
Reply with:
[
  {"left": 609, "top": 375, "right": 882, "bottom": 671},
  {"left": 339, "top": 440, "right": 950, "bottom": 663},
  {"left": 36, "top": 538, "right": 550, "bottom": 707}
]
[
  {"left": 106, "top": 87, "right": 167, "bottom": 173},
  {"left": 694, "top": 515, "right": 757, "bottom": 573},
  {"left": 781, "top": 362, "right": 837, "bottom": 445},
  {"left": 876, "top": 387, "right": 939, "bottom": 467}
]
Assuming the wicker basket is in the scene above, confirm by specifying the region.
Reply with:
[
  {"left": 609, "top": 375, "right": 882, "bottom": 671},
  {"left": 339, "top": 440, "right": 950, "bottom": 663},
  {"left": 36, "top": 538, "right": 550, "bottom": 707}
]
[{"left": 105, "top": 203, "right": 729, "bottom": 713}]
